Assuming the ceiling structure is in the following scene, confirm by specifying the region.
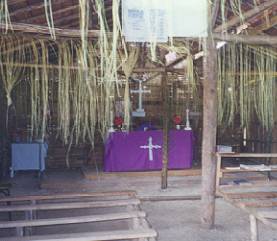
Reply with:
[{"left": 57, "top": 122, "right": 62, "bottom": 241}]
[{"left": 4, "top": 0, "right": 277, "bottom": 38}]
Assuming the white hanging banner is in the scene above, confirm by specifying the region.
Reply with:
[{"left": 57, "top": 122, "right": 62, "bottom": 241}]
[
  {"left": 122, "top": 0, "right": 168, "bottom": 42},
  {"left": 122, "top": 0, "right": 207, "bottom": 42},
  {"left": 169, "top": 0, "right": 207, "bottom": 38}
]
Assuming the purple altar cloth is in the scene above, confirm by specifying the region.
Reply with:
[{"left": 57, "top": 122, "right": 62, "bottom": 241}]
[{"left": 104, "top": 130, "right": 193, "bottom": 172}]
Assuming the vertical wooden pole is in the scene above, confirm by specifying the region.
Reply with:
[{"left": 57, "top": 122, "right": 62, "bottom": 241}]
[
  {"left": 272, "top": 123, "right": 277, "bottom": 164},
  {"left": 201, "top": 0, "right": 218, "bottom": 229},
  {"left": 215, "top": 154, "right": 222, "bottom": 189},
  {"left": 250, "top": 215, "right": 259, "bottom": 241},
  {"left": 161, "top": 72, "right": 169, "bottom": 189}
]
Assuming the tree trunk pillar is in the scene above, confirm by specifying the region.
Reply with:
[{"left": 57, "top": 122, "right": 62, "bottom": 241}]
[{"left": 201, "top": 0, "right": 218, "bottom": 229}]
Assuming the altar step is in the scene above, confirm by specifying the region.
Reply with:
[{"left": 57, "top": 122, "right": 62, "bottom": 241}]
[{"left": 82, "top": 168, "right": 201, "bottom": 180}]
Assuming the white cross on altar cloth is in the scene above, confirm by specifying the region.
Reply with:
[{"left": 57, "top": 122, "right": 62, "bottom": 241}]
[{"left": 140, "top": 136, "right": 161, "bottom": 161}]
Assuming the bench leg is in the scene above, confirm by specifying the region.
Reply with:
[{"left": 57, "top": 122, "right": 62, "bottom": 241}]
[
  {"left": 24, "top": 200, "right": 37, "bottom": 236},
  {"left": 16, "top": 227, "right": 23, "bottom": 237},
  {"left": 250, "top": 214, "right": 259, "bottom": 241},
  {"left": 7, "top": 201, "right": 12, "bottom": 221}
]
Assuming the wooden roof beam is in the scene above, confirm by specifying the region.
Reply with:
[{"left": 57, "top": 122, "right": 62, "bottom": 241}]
[
  {"left": 8, "top": 0, "right": 29, "bottom": 7},
  {"left": 25, "top": 5, "right": 79, "bottom": 24},
  {"left": 211, "top": 0, "right": 220, "bottom": 28},
  {"left": 214, "top": 0, "right": 277, "bottom": 33},
  {"left": 213, "top": 33, "right": 277, "bottom": 45},
  {"left": 9, "top": 0, "right": 68, "bottom": 18},
  {"left": 0, "top": 22, "right": 102, "bottom": 38},
  {"left": 255, "top": 15, "right": 277, "bottom": 31},
  {"left": 54, "top": 15, "right": 80, "bottom": 28}
]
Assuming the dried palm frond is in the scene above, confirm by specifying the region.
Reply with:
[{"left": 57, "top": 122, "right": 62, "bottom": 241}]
[
  {"left": 44, "top": 0, "right": 56, "bottom": 39},
  {"left": 0, "top": 0, "right": 12, "bottom": 33}
]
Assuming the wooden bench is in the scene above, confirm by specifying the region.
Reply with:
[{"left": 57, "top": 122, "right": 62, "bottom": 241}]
[
  {"left": 218, "top": 186, "right": 277, "bottom": 241},
  {"left": 0, "top": 190, "right": 137, "bottom": 203},
  {"left": 216, "top": 153, "right": 277, "bottom": 188},
  {"left": 3, "top": 228, "right": 157, "bottom": 241},
  {"left": 0, "top": 191, "right": 157, "bottom": 241}
]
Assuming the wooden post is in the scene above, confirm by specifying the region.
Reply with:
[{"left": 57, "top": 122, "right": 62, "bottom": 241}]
[
  {"left": 215, "top": 154, "right": 222, "bottom": 190},
  {"left": 201, "top": 0, "right": 218, "bottom": 229},
  {"left": 161, "top": 72, "right": 169, "bottom": 189},
  {"left": 250, "top": 215, "right": 259, "bottom": 241}
]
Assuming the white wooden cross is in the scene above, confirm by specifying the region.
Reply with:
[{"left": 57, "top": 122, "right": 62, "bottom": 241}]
[
  {"left": 108, "top": 110, "right": 115, "bottom": 133},
  {"left": 131, "top": 78, "right": 151, "bottom": 117},
  {"left": 140, "top": 136, "right": 161, "bottom": 161},
  {"left": 184, "top": 108, "right": 192, "bottom": 130}
]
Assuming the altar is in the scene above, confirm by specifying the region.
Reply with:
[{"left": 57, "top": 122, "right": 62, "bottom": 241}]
[{"left": 104, "top": 130, "right": 193, "bottom": 172}]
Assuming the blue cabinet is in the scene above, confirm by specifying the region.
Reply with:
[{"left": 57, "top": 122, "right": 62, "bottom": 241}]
[{"left": 10, "top": 143, "right": 48, "bottom": 177}]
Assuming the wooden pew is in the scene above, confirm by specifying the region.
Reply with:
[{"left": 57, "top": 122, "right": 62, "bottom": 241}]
[
  {"left": 3, "top": 228, "right": 157, "bottom": 241},
  {"left": 0, "top": 191, "right": 157, "bottom": 241}
]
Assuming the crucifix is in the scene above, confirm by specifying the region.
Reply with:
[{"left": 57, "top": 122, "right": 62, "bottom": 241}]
[
  {"left": 184, "top": 108, "right": 192, "bottom": 130},
  {"left": 140, "top": 136, "right": 161, "bottom": 161},
  {"left": 130, "top": 78, "right": 151, "bottom": 117},
  {"left": 108, "top": 110, "right": 115, "bottom": 133}
]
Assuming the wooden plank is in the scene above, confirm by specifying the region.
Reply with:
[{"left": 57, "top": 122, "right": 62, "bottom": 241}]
[
  {"left": 3, "top": 228, "right": 157, "bottom": 241},
  {"left": 221, "top": 168, "right": 277, "bottom": 173},
  {"left": 0, "top": 199, "right": 141, "bottom": 213},
  {"left": 217, "top": 153, "right": 277, "bottom": 158},
  {"left": 0, "top": 211, "right": 146, "bottom": 229},
  {"left": 0, "top": 61, "right": 166, "bottom": 73},
  {"left": 141, "top": 195, "right": 201, "bottom": 202},
  {"left": 256, "top": 218, "right": 277, "bottom": 230},
  {"left": 239, "top": 200, "right": 277, "bottom": 208},
  {"left": 219, "top": 180, "right": 277, "bottom": 191},
  {"left": 257, "top": 210, "right": 277, "bottom": 219},
  {"left": 213, "top": 33, "right": 277, "bottom": 45},
  {"left": 0, "top": 191, "right": 136, "bottom": 203},
  {"left": 82, "top": 169, "right": 201, "bottom": 180},
  {"left": 226, "top": 192, "right": 277, "bottom": 199}
]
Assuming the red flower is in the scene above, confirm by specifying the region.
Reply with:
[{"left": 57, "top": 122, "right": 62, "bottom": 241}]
[
  {"left": 114, "top": 116, "right": 124, "bottom": 126},
  {"left": 173, "top": 115, "right": 182, "bottom": 125}
]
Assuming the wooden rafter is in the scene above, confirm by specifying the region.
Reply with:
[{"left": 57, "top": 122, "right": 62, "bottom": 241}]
[
  {"left": 213, "top": 33, "right": 277, "bottom": 45},
  {"left": 255, "top": 15, "right": 277, "bottom": 31},
  {"left": 25, "top": 5, "right": 79, "bottom": 25},
  {"left": 9, "top": 0, "right": 70, "bottom": 18},
  {"left": 0, "top": 22, "right": 102, "bottom": 38},
  {"left": 211, "top": 0, "right": 220, "bottom": 28},
  {"left": 45, "top": 14, "right": 80, "bottom": 27},
  {"left": 8, "top": 0, "right": 32, "bottom": 6},
  {"left": 214, "top": 0, "right": 277, "bottom": 33}
]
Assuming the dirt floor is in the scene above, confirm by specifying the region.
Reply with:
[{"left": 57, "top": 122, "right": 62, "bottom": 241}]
[{"left": 2, "top": 169, "right": 277, "bottom": 241}]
